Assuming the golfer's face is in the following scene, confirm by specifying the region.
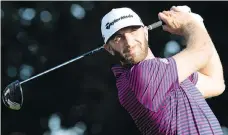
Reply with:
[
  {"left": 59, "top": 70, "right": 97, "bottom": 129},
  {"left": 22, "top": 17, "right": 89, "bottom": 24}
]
[{"left": 108, "top": 26, "right": 148, "bottom": 65}]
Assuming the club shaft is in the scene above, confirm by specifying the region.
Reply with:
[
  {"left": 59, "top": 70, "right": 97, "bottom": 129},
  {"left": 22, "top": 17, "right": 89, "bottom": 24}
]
[
  {"left": 20, "top": 46, "right": 104, "bottom": 85},
  {"left": 20, "top": 20, "right": 163, "bottom": 85}
]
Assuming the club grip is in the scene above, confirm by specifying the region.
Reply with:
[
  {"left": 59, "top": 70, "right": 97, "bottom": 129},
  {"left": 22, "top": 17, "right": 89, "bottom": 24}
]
[{"left": 147, "top": 20, "right": 164, "bottom": 30}]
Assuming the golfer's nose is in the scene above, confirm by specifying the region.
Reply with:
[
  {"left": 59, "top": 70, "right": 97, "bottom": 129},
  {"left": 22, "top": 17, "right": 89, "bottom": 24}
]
[{"left": 123, "top": 33, "right": 135, "bottom": 48}]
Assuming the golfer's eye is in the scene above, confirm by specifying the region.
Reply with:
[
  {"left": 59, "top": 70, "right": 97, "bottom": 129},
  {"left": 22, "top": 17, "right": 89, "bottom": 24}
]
[{"left": 113, "top": 34, "right": 123, "bottom": 43}]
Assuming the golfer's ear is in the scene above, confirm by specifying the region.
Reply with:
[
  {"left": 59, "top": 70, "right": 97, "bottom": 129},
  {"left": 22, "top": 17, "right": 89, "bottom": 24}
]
[
  {"left": 144, "top": 26, "right": 149, "bottom": 41},
  {"left": 103, "top": 44, "right": 114, "bottom": 55}
]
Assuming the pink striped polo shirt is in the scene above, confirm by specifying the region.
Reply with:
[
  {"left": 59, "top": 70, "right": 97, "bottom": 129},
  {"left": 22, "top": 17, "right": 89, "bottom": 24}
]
[{"left": 111, "top": 57, "right": 223, "bottom": 135}]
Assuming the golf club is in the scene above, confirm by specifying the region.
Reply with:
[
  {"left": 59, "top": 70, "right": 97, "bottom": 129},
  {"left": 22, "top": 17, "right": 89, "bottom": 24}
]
[{"left": 2, "top": 20, "right": 164, "bottom": 110}]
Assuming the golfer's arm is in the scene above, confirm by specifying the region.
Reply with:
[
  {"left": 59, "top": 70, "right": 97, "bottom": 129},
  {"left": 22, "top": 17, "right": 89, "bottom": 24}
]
[
  {"left": 172, "top": 22, "right": 213, "bottom": 83},
  {"left": 196, "top": 45, "right": 225, "bottom": 98},
  {"left": 199, "top": 46, "right": 223, "bottom": 79},
  {"left": 173, "top": 22, "right": 225, "bottom": 98}
]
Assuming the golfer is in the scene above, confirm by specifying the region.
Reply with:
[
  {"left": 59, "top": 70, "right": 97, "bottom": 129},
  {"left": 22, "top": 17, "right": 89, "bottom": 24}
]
[{"left": 101, "top": 5, "right": 225, "bottom": 135}]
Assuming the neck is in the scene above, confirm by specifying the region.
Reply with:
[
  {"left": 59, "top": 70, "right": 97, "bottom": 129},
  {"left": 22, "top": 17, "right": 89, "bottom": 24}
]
[{"left": 144, "top": 48, "right": 155, "bottom": 60}]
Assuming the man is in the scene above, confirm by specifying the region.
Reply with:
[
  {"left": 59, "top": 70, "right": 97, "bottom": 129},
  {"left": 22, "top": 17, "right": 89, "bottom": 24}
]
[{"left": 101, "top": 6, "right": 225, "bottom": 135}]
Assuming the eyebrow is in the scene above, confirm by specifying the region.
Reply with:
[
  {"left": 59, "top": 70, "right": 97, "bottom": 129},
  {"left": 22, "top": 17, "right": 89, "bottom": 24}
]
[
  {"left": 108, "top": 26, "right": 142, "bottom": 43},
  {"left": 117, "top": 26, "right": 142, "bottom": 35}
]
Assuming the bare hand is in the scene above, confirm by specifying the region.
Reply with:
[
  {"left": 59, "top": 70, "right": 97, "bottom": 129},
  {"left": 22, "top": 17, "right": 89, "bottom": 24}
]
[{"left": 158, "top": 6, "right": 198, "bottom": 36}]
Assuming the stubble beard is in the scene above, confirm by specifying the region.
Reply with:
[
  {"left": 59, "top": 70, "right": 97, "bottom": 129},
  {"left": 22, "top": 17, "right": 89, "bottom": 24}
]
[{"left": 114, "top": 42, "right": 149, "bottom": 67}]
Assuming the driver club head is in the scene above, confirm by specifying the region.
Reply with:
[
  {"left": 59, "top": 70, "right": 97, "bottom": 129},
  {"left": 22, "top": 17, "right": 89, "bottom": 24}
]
[{"left": 2, "top": 80, "right": 23, "bottom": 110}]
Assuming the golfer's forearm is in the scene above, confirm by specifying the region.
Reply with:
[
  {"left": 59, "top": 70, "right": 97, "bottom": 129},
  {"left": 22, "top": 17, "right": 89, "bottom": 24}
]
[
  {"left": 199, "top": 46, "right": 224, "bottom": 82},
  {"left": 183, "top": 22, "right": 214, "bottom": 70}
]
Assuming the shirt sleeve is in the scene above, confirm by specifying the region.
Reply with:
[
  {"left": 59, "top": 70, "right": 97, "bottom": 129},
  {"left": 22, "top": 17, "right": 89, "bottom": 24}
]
[
  {"left": 129, "top": 57, "right": 179, "bottom": 112},
  {"left": 188, "top": 72, "right": 198, "bottom": 85}
]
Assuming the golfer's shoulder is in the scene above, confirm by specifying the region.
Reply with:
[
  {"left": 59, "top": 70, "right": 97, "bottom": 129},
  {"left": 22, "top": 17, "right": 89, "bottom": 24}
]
[{"left": 132, "top": 57, "right": 175, "bottom": 70}]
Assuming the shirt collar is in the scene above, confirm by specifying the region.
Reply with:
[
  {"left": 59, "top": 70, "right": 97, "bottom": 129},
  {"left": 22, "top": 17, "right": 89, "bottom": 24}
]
[{"left": 111, "top": 64, "right": 130, "bottom": 78}]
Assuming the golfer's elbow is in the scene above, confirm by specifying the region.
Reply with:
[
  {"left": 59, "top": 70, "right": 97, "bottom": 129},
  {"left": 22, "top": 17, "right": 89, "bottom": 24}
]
[
  {"left": 217, "top": 82, "right": 226, "bottom": 96},
  {"left": 205, "top": 81, "right": 226, "bottom": 99}
]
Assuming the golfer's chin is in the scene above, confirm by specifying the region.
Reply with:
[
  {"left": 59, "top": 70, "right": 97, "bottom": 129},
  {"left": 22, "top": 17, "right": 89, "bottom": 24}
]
[
  {"left": 124, "top": 56, "right": 143, "bottom": 65},
  {"left": 121, "top": 52, "right": 146, "bottom": 65}
]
